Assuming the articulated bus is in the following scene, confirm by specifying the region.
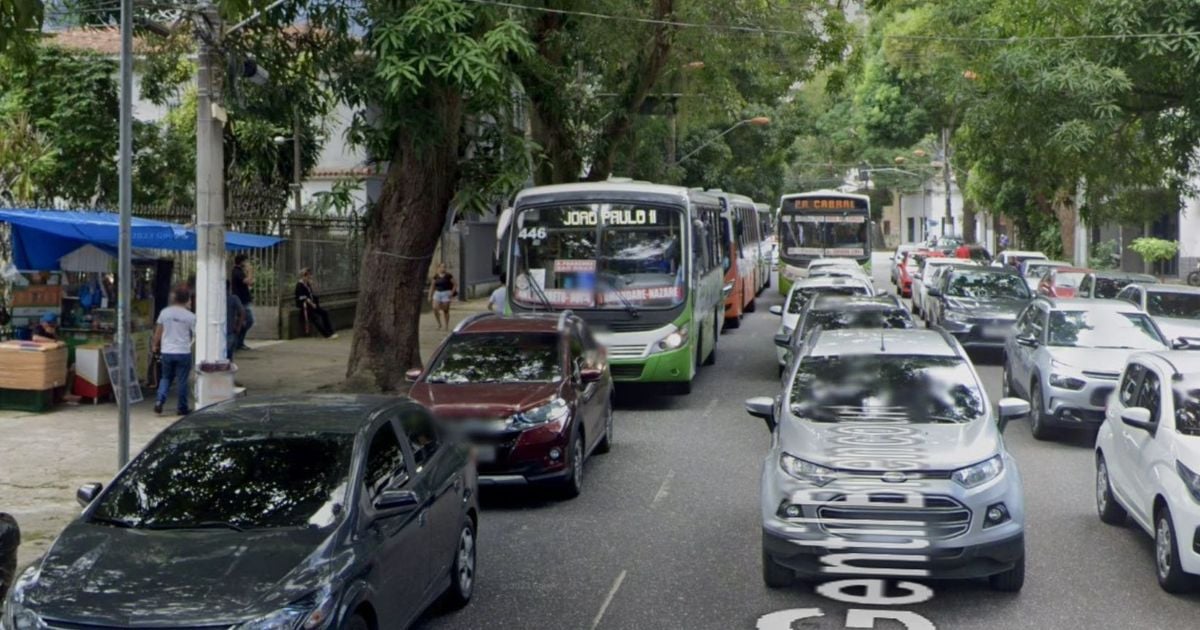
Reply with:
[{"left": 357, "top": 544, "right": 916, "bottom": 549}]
[
  {"left": 503, "top": 182, "right": 727, "bottom": 394},
  {"left": 756, "top": 202, "right": 775, "bottom": 291},
  {"left": 776, "top": 190, "right": 872, "bottom": 296},
  {"left": 714, "top": 192, "right": 763, "bottom": 328}
]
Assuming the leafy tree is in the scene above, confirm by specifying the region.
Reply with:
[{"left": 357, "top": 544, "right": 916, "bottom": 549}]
[
  {"left": 0, "top": 111, "right": 57, "bottom": 202},
  {"left": 1129, "top": 237, "right": 1178, "bottom": 274}
]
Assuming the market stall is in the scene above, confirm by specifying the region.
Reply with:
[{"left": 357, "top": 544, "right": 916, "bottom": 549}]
[{"left": 0, "top": 209, "right": 280, "bottom": 411}]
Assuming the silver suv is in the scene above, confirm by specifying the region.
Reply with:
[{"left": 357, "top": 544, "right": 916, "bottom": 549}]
[
  {"left": 745, "top": 328, "right": 1031, "bottom": 591},
  {"left": 1003, "top": 297, "right": 1168, "bottom": 440}
]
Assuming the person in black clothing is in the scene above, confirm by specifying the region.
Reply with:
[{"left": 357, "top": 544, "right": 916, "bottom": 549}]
[
  {"left": 296, "top": 268, "right": 337, "bottom": 339},
  {"left": 428, "top": 262, "right": 456, "bottom": 330},
  {"left": 231, "top": 254, "right": 255, "bottom": 350}
]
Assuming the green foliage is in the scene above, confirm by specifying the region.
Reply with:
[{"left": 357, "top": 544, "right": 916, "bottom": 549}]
[
  {"left": 0, "top": 111, "right": 57, "bottom": 201},
  {"left": 1129, "top": 237, "right": 1178, "bottom": 265},
  {"left": 0, "top": 0, "right": 41, "bottom": 57},
  {"left": 1089, "top": 239, "right": 1121, "bottom": 270}
]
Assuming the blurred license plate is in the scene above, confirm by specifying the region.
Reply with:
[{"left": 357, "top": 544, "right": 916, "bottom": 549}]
[
  {"left": 475, "top": 445, "right": 497, "bottom": 463},
  {"left": 983, "top": 324, "right": 1011, "bottom": 338}
]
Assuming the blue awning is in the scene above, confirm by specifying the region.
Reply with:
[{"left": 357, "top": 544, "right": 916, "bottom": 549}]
[{"left": 0, "top": 209, "right": 282, "bottom": 270}]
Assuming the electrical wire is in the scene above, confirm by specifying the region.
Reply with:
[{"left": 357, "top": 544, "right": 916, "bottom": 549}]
[{"left": 461, "top": 0, "right": 818, "bottom": 37}]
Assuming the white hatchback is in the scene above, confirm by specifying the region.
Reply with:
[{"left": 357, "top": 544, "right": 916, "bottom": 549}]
[
  {"left": 1095, "top": 351, "right": 1200, "bottom": 592},
  {"left": 769, "top": 276, "right": 873, "bottom": 372}
]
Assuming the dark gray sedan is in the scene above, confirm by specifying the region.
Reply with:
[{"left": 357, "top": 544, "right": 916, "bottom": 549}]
[
  {"left": 2, "top": 395, "right": 478, "bottom": 630},
  {"left": 926, "top": 266, "right": 1033, "bottom": 349}
]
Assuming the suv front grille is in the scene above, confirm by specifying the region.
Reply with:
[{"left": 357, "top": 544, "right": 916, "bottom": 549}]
[
  {"left": 814, "top": 493, "right": 972, "bottom": 541},
  {"left": 1083, "top": 370, "right": 1120, "bottom": 380},
  {"left": 609, "top": 364, "right": 644, "bottom": 380}
]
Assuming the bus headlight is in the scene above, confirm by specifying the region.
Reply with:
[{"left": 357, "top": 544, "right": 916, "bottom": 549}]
[{"left": 654, "top": 327, "right": 688, "bottom": 353}]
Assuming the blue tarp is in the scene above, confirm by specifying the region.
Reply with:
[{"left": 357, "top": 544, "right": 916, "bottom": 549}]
[{"left": 0, "top": 209, "right": 282, "bottom": 270}]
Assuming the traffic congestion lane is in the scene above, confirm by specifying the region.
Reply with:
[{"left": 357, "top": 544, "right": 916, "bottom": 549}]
[{"left": 416, "top": 255, "right": 1200, "bottom": 629}]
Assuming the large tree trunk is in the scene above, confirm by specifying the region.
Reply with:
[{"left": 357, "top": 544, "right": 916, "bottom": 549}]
[
  {"left": 345, "top": 89, "right": 463, "bottom": 392},
  {"left": 1053, "top": 187, "right": 1076, "bottom": 263}
]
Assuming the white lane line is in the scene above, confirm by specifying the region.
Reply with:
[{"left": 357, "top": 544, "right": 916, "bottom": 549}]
[
  {"left": 651, "top": 469, "right": 675, "bottom": 509},
  {"left": 590, "top": 569, "right": 628, "bottom": 630},
  {"left": 702, "top": 397, "right": 719, "bottom": 417}
]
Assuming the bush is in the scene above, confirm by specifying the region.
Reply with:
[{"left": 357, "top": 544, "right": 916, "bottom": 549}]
[
  {"left": 1089, "top": 239, "right": 1120, "bottom": 270},
  {"left": 1128, "top": 238, "right": 1178, "bottom": 267}
]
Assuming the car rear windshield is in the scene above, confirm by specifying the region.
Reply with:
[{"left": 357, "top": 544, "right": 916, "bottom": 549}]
[
  {"left": 1094, "top": 277, "right": 1149, "bottom": 299},
  {"left": 801, "top": 308, "right": 914, "bottom": 338},
  {"left": 945, "top": 271, "right": 1030, "bottom": 299},
  {"left": 1046, "top": 310, "right": 1165, "bottom": 349},
  {"left": 1147, "top": 291, "right": 1200, "bottom": 320},
  {"left": 788, "top": 355, "right": 985, "bottom": 424},
  {"left": 787, "top": 284, "right": 870, "bottom": 314},
  {"left": 91, "top": 429, "right": 354, "bottom": 529},
  {"left": 1055, "top": 272, "right": 1086, "bottom": 288},
  {"left": 427, "top": 333, "right": 562, "bottom": 383}
]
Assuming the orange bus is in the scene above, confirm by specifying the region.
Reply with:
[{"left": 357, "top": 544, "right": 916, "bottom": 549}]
[{"left": 716, "top": 192, "right": 763, "bottom": 328}]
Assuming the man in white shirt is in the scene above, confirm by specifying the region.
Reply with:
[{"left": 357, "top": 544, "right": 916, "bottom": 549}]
[
  {"left": 153, "top": 289, "right": 197, "bottom": 415},
  {"left": 488, "top": 272, "right": 507, "bottom": 313}
]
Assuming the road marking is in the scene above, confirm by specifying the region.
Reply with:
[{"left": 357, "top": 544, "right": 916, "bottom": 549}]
[
  {"left": 651, "top": 469, "right": 675, "bottom": 509},
  {"left": 590, "top": 569, "right": 627, "bottom": 630},
  {"left": 702, "top": 397, "right": 719, "bottom": 417}
]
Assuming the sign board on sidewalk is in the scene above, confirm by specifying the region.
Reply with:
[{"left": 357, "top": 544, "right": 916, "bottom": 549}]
[{"left": 102, "top": 344, "right": 143, "bottom": 405}]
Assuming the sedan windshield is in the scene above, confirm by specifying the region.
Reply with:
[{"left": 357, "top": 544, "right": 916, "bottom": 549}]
[
  {"left": 91, "top": 429, "right": 353, "bottom": 529},
  {"left": 787, "top": 284, "right": 871, "bottom": 314},
  {"left": 800, "top": 309, "right": 914, "bottom": 339},
  {"left": 1046, "top": 311, "right": 1165, "bottom": 349},
  {"left": 788, "top": 355, "right": 985, "bottom": 424},
  {"left": 945, "top": 271, "right": 1030, "bottom": 299},
  {"left": 427, "top": 333, "right": 562, "bottom": 384},
  {"left": 1147, "top": 291, "right": 1200, "bottom": 320}
]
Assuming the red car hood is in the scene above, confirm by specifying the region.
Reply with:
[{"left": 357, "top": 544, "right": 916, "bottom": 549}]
[{"left": 410, "top": 382, "right": 561, "bottom": 419}]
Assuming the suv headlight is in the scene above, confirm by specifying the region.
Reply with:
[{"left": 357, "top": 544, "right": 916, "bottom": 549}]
[
  {"left": 512, "top": 398, "right": 570, "bottom": 428},
  {"left": 1176, "top": 461, "right": 1200, "bottom": 503},
  {"left": 653, "top": 326, "right": 688, "bottom": 353},
  {"left": 780, "top": 453, "right": 837, "bottom": 486},
  {"left": 3, "top": 566, "right": 44, "bottom": 630},
  {"left": 951, "top": 455, "right": 1004, "bottom": 489},
  {"left": 238, "top": 588, "right": 335, "bottom": 630},
  {"left": 944, "top": 309, "right": 970, "bottom": 322},
  {"left": 1049, "top": 373, "right": 1086, "bottom": 390}
]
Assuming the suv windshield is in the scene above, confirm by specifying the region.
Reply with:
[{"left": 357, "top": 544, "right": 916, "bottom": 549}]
[
  {"left": 511, "top": 204, "right": 685, "bottom": 309},
  {"left": 801, "top": 308, "right": 914, "bottom": 339},
  {"left": 946, "top": 271, "right": 1030, "bottom": 299},
  {"left": 1147, "top": 291, "right": 1200, "bottom": 320},
  {"left": 91, "top": 429, "right": 353, "bottom": 529},
  {"left": 1046, "top": 310, "right": 1165, "bottom": 349},
  {"left": 787, "top": 284, "right": 870, "bottom": 314},
  {"left": 788, "top": 355, "right": 985, "bottom": 424},
  {"left": 427, "top": 333, "right": 562, "bottom": 384}
]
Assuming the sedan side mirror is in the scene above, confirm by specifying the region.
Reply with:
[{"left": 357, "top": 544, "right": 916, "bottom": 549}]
[
  {"left": 1120, "top": 407, "right": 1156, "bottom": 433},
  {"left": 580, "top": 367, "right": 603, "bottom": 383},
  {"left": 76, "top": 482, "right": 103, "bottom": 508},
  {"left": 774, "top": 333, "right": 792, "bottom": 349},
  {"left": 404, "top": 368, "right": 422, "bottom": 383},
  {"left": 744, "top": 396, "right": 777, "bottom": 432},
  {"left": 1015, "top": 333, "right": 1039, "bottom": 348},
  {"left": 769, "top": 305, "right": 783, "bottom": 316},
  {"left": 374, "top": 488, "right": 421, "bottom": 515}
]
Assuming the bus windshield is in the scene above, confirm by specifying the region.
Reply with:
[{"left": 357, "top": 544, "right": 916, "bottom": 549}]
[
  {"left": 779, "top": 214, "right": 868, "bottom": 258},
  {"left": 511, "top": 204, "right": 686, "bottom": 310}
]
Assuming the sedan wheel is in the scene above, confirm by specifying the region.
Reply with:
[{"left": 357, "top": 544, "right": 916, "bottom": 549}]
[
  {"left": 444, "top": 519, "right": 476, "bottom": 608},
  {"left": 1095, "top": 456, "right": 1127, "bottom": 525},
  {"left": 1155, "top": 506, "right": 1194, "bottom": 593}
]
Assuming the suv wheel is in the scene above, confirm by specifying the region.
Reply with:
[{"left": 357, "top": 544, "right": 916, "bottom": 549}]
[
  {"left": 1095, "top": 455, "right": 1127, "bottom": 525},
  {"left": 1029, "top": 381, "right": 1055, "bottom": 441},
  {"left": 988, "top": 553, "right": 1025, "bottom": 592},
  {"left": 558, "top": 432, "right": 584, "bottom": 499},
  {"left": 595, "top": 399, "right": 613, "bottom": 454},
  {"left": 444, "top": 517, "right": 477, "bottom": 608},
  {"left": 1155, "top": 504, "right": 1194, "bottom": 593},
  {"left": 762, "top": 548, "right": 794, "bottom": 589}
]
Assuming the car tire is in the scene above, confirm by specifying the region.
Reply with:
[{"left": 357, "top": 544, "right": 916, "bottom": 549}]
[
  {"left": 725, "top": 314, "right": 742, "bottom": 330},
  {"left": 703, "top": 319, "right": 718, "bottom": 366},
  {"left": 988, "top": 553, "right": 1025, "bottom": 592},
  {"left": 558, "top": 432, "right": 584, "bottom": 499},
  {"left": 1029, "top": 381, "right": 1055, "bottom": 441},
  {"left": 443, "top": 517, "right": 477, "bottom": 608},
  {"left": 746, "top": 298, "right": 757, "bottom": 313},
  {"left": 595, "top": 399, "right": 613, "bottom": 454},
  {"left": 1155, "top": 504, "right": 1195, "bottom": 593},
  {"left": 762, "top": 548, "right": 794, "bottom": 589},
  {"left": 1095, "top": 455, "right": 1127, "bottom": 525},
  {"left": 344, "top": 614, "right": 370, "bottom": 630}
]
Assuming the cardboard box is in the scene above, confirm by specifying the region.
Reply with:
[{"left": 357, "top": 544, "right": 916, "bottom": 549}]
[{"left": 0, "top": 341, "right": 69, "bottom": 390}]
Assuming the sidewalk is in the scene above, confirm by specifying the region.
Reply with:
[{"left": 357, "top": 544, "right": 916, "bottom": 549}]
[{"left": 0, "top": 296, "right": 491, "bottom": 569}]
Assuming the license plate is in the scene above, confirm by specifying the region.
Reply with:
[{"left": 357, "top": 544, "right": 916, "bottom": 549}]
[
  {"left": 982, "top": 324, "right": 1011, "bottom": 338},
  {"left": 475, "top": 445, "right": 497, "bottom": 463}
]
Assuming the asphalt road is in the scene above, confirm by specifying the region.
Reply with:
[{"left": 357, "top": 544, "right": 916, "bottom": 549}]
[{"left": 417, "top": 254, "right": 1200, "bottom": 630}]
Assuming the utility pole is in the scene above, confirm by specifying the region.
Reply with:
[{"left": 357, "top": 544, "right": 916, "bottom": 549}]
[
  {"left": 941, "top": 127, "right": 953, "bottom": 238},
  {"left": 194, "top": 2, "right": 231, "bottom": 406},
  {"left": 117, "top": 0, "right": 133, "bottom": 466},
  {"left": 292, "top": 110, "right": 303, "bottom": 215}
]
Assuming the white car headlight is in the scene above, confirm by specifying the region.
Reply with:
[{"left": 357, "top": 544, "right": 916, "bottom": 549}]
[
  {"left": 952, "top": 455, "right": 1004, "bottom": 489},
  {"left": 238, "top": 588, "right": 335, "bottom": 630},
  {"left": 511, "top": 398, "right": 570, "bottom": 428},
  {"left": 1176, "top": 461, "right": 1200, "bottom": 503},
  {"left": 654, "top": 326, "right": 688, "bottom": 353},
  {"left": 780, "top": 453, "right": 838, "bottom": 486}
]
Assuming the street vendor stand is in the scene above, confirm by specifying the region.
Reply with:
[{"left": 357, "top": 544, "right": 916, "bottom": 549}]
[{"left": 0, "top": 210, "right": 280, "bottom": 411}]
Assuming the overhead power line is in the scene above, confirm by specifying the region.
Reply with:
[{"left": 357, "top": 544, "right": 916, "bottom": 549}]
[
  {"left": 885, "top": 31, "right": 1200, "bottom": 43},
  {"left": 462, "top": 0, "right": 817, "bottom": 37}
]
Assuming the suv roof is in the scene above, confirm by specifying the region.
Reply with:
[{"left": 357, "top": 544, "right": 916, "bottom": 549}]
[
  {"left": 808, "top": 329, "right": 959, "bottom": 358},
  {"left": 1034, "top": 296, "right": 1146, "bottom": 313},
  {"left": 1144, "top": 284, "right": 1200, "bottom": 296},
  {"left": 810, "top": 294, "right": 903, "bottom": 311},
  {"left": 455, "top": 312, "right": 576, "bottom": 335},
  {"left": 793, "top": 276, "right": 872, "bottom": 290},
  {"left": 1091, "top": 271, "right": 1156, "bottom": 282}
]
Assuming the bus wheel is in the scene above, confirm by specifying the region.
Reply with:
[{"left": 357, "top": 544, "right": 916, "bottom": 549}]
[
  {"left": 745, "top": 298, "right": 757, "bottom": 313},
  {"left": 704, "top": 317, "right": 718, "bottom": 366},
  {"left": 725, "top": 314, "right": 741, "bottom": 329}
]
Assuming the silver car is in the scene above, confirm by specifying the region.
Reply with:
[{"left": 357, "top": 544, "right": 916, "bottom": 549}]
[
  {"left": 769, "top": 276, "right": 873, "bottom": 370},
  {"left": 1116, "top": 283, "right": 1200, "bottom": 344},
  {"left": 1003, "top": 297, "right": 1169, "bottom": 440},
  {"left": 746, "top": 328, "right": 1031, "bottom": 591}
]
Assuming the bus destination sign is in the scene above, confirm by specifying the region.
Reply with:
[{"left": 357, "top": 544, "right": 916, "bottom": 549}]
[{"left": 791, "top": 197, "right": 867, "bottom": 211}]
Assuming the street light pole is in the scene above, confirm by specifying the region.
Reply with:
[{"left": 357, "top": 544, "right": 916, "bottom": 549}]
[
  {"left": 670, "top": 116, "right": 770, "bottom": 167},
  {"left": 117, "top": 0, "right": 133, "bottom": 467}
]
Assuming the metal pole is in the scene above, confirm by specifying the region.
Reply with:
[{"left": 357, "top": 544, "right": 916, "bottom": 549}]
[
  {"left": 117, "top": 0, "right": 133, "bottom": 467},
  {"left": 195, "top": 3, "right": 228, "bottom": 405},
  {"left": 942, "top": 127, "right": 952, "bottom": 237},
  {"left": 293, "top": 110, "right": 303, "bottom": 215}
]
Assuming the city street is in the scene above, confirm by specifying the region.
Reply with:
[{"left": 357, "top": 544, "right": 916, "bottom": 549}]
[{"left": 417, "top": 254, "right": 1200, "bottom": 630}]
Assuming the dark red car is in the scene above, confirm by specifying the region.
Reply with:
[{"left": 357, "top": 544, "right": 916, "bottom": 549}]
[
  {"left": 897, "top": 250, "right": 945, "bottom": 298},
  {"left": 1037, "top": 266, "right": 1091, "bottom": 298},
  {"left": 407, "top": 312, "right": 613, "bottom": 498}
]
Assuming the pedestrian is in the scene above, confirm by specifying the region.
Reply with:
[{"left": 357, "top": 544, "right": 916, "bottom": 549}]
[
  {"left": 488, "top": 272, "right": 507, "bottom": 313},
  {"left": 429, "top": 262, "right": 456, "bottom": 330},
  {"left": 226, "top": 281, "right": 245, "bottom": 361},
  {"left": 153, "top": 288, "right": 196, "bottom": 416},
  {"left": 231, "top": 254, "right": 255, "bottom": 350},
  {"left": 999, "top": 233, "right": 1009, "bottom": 252},
  {"left": 0, "top": 513, "right": 18, "bottom": 604},
  {"left": 295, "top": 268, "right": 338, "bottom": 339},
  {"left": 954, "top": 242, "right": 971, "bottom": 259},
  {"left": 31, "top": 312, "right": 58, "bottom": 342}
]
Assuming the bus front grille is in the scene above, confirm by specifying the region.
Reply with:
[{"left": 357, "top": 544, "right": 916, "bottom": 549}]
[
  {"left": 606, "top": 344, "right": 647, "bottom": 360},
  {"left": 609, "top": 364, "right": 645, "bottom": 380}
]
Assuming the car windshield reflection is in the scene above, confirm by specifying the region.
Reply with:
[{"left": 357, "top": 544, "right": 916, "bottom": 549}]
[
  {"left": 1147, "top": 292, "right": 1200, "bottom": 320},
  {"left": 1046, "top": 311, "right": 1165, "bottom": 349},
  {"left": 427, "top": 333, "right": 562, "bottom": 384},
  {"left": 947, "top": 271, "right": 1030, "bottom": 299},
  {"left": 802, "top": 309, "right": 913, "bottom": 338}
]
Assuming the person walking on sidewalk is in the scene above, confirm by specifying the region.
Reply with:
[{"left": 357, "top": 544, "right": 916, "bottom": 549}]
[
  {"left": 153, "top": 289, "right": 196, "bottom": 416},
  {"left": 429, "top": 262, "right": 456, "bottom": 330},
  {"left": 226, "top": 281, "right": 245, "bottom": 361},
  {"left": 295, "top": 268, "right": 338, "bottom": 339},
  {"left": 231, "top": 254, "right": 255, "bottom": 350}
]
